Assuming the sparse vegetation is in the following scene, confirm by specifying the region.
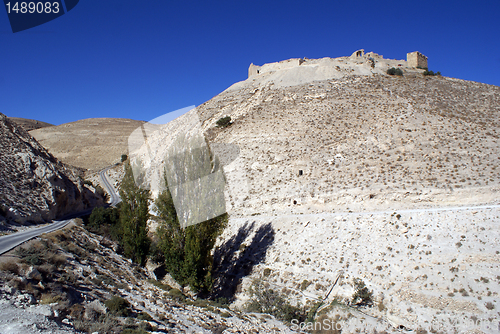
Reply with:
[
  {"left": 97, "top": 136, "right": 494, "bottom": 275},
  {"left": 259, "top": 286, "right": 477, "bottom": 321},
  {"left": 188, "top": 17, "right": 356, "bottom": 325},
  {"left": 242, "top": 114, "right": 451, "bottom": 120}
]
[
  {"left": 0, "top": 261, "right": 20, "bottom": 275},
  {"left": 423, "top": 70, "right": 441, "bottom": 76},
  {"left": 245, "top": 278, "right": 306, "bottom": 323},
  {"left": 216, "top": 116, "right": 232, "bottom": 128},
  {"left": 105, "top": 295, "right": 131, "bottom": 317},
  {"left": 351, "top": 278, "right": 373, "bottom": 307},
  {"left": 387, "top": 67, "right": 403, "bottom": 76}
]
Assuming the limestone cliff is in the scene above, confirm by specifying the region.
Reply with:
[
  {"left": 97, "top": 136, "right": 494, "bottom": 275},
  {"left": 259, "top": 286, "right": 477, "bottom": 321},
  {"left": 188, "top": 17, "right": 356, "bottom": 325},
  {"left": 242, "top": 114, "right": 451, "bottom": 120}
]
[{"left": 0, "top": 112, "right": 102, "bottom": 225}]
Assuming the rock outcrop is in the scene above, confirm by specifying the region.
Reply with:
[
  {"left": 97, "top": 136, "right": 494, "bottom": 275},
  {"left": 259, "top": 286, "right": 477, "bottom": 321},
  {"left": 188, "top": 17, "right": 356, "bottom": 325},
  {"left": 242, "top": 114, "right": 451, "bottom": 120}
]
[{"left": 0, "top": 113, "right": 102, "bottom": 225}]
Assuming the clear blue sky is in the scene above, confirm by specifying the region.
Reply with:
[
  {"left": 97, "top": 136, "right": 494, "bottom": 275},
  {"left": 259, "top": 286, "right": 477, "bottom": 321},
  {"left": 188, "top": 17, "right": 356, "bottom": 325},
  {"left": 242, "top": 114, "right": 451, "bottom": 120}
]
[{"left": 1, "top": 0, "right": 499, "bottom": 125}]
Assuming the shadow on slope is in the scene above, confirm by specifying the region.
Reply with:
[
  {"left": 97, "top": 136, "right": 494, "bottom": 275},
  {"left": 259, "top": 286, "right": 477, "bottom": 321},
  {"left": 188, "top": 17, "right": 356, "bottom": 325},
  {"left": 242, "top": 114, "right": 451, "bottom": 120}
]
[{"left": 211, "top": 222, "right": 275, "bottom": 301}]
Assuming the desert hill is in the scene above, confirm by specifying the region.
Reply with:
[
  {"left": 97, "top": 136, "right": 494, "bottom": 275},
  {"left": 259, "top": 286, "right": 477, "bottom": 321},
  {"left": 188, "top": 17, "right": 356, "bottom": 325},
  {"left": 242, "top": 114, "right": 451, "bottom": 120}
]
[
  {"left": 129, "top": 51, "right": 500, "bottom": 332},
  {"left": 30, "top": 118, "right": 145, "bottom": 171},
  {"left": 135, "top": 51, "right": 500, "bottom": 215},
  {"left": 7, "top": 117, "right": 53, "bottom": 131},
  {"left": 0, "top": 113, "right": 102, "bottom": 226}
]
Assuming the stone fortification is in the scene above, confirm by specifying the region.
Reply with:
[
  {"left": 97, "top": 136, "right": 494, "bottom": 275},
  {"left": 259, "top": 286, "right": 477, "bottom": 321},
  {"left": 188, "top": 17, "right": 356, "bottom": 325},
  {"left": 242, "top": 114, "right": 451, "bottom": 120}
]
[
  {"left": 406, "top": 51, "right": 428, "bottom": 68},
  {"left": 247, "top": 50, "right": 428, "bottom": 79}
]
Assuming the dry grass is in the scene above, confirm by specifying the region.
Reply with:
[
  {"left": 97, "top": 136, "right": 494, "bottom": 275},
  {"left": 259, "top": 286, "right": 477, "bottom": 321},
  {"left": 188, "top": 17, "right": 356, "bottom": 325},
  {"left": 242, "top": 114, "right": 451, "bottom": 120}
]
[
  {"left": 0, "top": 261, "right": 20, "bottom": 275},
  {"left": 30, "top": 118, "right": 145, "bottom": 170}
]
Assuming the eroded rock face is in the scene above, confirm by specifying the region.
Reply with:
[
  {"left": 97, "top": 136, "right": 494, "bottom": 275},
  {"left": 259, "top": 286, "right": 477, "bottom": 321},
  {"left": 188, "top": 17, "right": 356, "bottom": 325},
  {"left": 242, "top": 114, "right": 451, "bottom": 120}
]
[{"left": 0, "top": 113, "right": 102, "bottom": 224}]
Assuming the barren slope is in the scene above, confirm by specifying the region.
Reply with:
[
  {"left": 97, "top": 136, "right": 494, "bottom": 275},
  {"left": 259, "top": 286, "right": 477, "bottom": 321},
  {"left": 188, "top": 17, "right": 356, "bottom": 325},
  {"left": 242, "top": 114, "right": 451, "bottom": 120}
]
[
  {"left": 30, "top": 118, "right": 145, "bottom": 171},
  {"left": 200, "top": 74, "right": 500, "bottom": 215}
]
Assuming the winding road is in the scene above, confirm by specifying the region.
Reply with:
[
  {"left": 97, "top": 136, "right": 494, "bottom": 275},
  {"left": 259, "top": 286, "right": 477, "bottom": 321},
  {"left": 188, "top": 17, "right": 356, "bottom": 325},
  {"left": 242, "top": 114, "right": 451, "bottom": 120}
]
[{"left": 0, "top": 167, "right": 121, "bottom": 255}]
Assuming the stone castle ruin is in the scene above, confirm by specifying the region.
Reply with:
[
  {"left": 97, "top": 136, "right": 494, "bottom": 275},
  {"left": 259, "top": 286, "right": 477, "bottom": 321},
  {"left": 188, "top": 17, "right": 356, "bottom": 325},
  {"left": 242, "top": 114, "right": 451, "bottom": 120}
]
[
  {"left": 248, "top": 50, "right": 428, "bottom": 78},
  {"left": 406, "top": 51, "right": 428, "bottom": 69}
]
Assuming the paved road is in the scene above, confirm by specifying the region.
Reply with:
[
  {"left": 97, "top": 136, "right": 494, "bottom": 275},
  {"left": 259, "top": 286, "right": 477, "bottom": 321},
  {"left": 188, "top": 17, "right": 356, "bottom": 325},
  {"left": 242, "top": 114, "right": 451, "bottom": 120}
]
[
  {"left": 0, "top": 167, "right": 121, "bottom": 255},
  {"left": 99, "top": 166, "right": 121, "bottom": 207}
]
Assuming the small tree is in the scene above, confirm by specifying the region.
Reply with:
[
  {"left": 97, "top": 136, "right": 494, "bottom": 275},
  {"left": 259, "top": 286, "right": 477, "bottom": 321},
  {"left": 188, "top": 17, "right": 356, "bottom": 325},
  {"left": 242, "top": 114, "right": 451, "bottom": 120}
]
[
  {"left": 119, "top": 162, "right": 151, "bottom": 266},
  {"left": 121, "top": 154, "right": 128, "bottom": 162}
]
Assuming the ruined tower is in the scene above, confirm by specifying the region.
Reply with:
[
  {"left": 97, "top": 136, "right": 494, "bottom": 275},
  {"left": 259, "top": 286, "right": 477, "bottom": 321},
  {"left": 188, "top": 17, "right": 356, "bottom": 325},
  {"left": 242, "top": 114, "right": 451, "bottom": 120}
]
[{"left": 407, "top": 51, "right": 428, "bottom": 69}]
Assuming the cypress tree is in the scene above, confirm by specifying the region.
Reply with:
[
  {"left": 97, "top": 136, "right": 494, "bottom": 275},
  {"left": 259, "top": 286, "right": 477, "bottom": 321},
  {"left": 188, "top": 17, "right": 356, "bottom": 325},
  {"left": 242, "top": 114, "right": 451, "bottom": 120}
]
[
  {"left": 155, "top": 175, "right": 227, "bottom": 293},
  {"left": 119, "top": 162, "right": 151, "bottom": 266}
]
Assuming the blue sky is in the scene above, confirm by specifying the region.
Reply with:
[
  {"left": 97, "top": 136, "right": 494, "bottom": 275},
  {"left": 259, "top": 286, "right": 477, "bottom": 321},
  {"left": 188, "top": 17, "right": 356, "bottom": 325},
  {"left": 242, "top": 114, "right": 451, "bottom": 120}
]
[{"left": 1, "top": 0, "right": 499, "bottom": 125}]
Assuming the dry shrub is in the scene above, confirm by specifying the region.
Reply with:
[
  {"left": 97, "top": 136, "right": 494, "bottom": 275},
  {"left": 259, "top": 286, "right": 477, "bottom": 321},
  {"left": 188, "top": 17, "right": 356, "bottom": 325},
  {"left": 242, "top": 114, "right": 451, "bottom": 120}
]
[
  {"left": 46, "top": 253, "right": 67, "bottom": 267},
  {"left": 0, "top": 261, "right": 20, "bottom": 275},
  {"left": 40, "top": 292, "right": 62, "bottom": 304},
  {"left": 69, "top": 303, "right": 85, "bottom": 320},
  {"left": 8, "top": 278, "right": 26, "bottom": 290},
  {"left": 46, "top": 230, "right": 68, "bottom": 243},
  {"left": 37, "top": 264, "right": 57, "bottom": 280},
  {"left": 89, "top": 314, "right": 121, "bottom": 333}
]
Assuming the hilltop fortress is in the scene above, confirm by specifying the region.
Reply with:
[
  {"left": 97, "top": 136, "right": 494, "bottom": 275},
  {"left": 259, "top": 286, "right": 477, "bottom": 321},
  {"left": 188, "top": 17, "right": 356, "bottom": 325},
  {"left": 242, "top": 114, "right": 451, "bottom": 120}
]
[{"left": 248, "top": 50, "right": 428, "bottom": 78}]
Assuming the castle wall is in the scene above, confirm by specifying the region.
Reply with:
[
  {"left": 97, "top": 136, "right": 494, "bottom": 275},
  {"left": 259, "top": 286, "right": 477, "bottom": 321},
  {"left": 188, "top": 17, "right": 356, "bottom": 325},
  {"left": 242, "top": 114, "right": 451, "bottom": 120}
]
[
  {"left": 407, "top": 51, "right": 428, "bottom": 69},
  {"left": 248, "top": 63, "right": 261, "bottom": 78},
  {"left": 259, "top": 58, "right": 301, "bottom": 74}
]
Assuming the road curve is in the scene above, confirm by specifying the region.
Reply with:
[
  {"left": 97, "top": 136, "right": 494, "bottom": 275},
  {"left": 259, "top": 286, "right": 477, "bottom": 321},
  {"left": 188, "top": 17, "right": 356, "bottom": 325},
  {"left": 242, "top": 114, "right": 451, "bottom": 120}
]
[
  {"left": 0, "top": 167, "right": 121, "bottom": 255},
  {"left": 99, "top": 166, "right": 121, "bottom": 207}
]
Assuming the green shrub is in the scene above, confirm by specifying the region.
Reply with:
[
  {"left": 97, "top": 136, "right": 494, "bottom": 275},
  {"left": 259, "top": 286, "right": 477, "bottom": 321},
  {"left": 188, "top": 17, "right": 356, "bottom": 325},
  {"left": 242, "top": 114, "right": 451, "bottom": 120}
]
[
  {"left": 105, "top": 296, "right": 131, "bottom": 317},
  {"left": 387, "top": 67, "right": 403, "bottom": 76},
  {"left": 216, "top": 116, "right": 231, "bottom": 128},
  {"left": 168, "top": 288, "right": 185, "bottom": 302},
  {"left": 423, "top": 70, "right": 441, "bottom": 76},
  {"left": 121, "top": 154, "right": 128, "bottom": 162},
  {"left": 137, "top": 312, "right": 153, "bottom": 321},
  {"left": 86, "top": 206, "right": 122, "bottom": 243},
  {"left": 147, "top": 279, "right": 172, "bottom": 291},
  {"left": 351, "top": 278, "right": 373, "bottom": 307}
]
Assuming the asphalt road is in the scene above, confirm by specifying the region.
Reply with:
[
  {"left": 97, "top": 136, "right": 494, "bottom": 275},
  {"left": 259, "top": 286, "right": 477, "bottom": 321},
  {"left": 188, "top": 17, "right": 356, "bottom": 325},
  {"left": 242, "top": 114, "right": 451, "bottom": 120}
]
[
  {"left": 0, "top": 167, "right": 121, "bottom": 255},
  {"left": 99, "top": 166, "right": 121, "bottom": 207}
]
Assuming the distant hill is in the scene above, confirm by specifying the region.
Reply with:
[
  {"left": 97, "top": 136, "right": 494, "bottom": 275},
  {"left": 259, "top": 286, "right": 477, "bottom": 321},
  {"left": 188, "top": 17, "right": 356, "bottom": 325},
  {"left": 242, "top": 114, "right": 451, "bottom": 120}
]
[
  {"left": 30, "top": 118, "right": 145, "bottom": 171},
  {"left": 8, "top": 117, "right": 53, "bottom": 131}
]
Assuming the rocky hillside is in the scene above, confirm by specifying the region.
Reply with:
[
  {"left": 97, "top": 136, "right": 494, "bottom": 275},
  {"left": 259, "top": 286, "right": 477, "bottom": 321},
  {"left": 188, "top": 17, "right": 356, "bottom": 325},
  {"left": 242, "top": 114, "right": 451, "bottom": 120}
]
[
  {"left": 0, "top": 113, "right": 102, "bottom": 226},
  {"left": 128, "top": 51, "right": 500, "bottom": 332},
  {"left": 30, "top": 118, "right": 145, "bottom": 171},
  {"left": 0, "top": 223, "right": 293, "bottom": 333}
]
